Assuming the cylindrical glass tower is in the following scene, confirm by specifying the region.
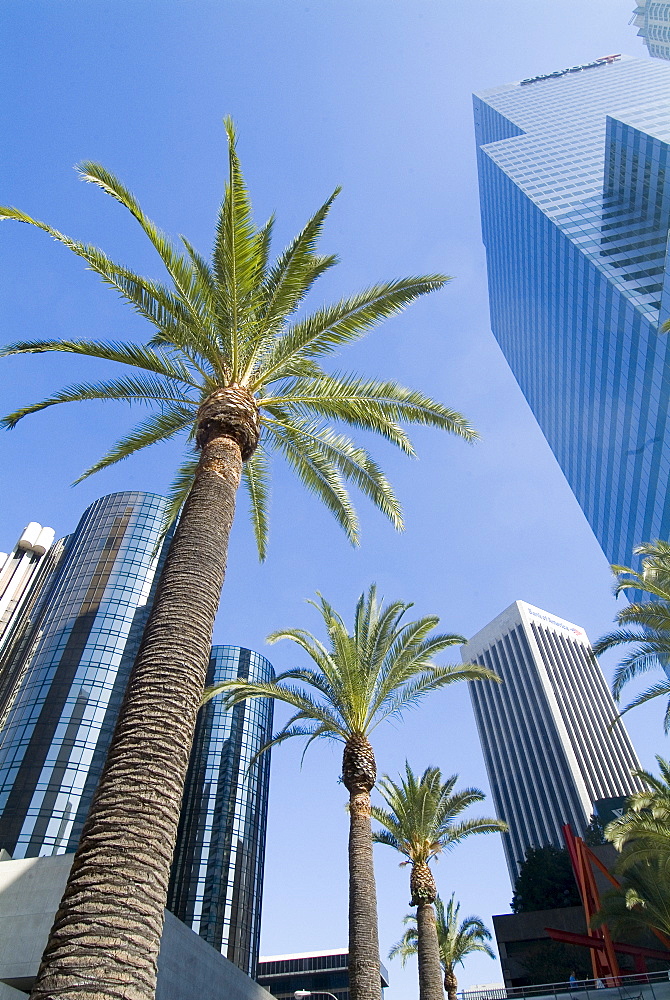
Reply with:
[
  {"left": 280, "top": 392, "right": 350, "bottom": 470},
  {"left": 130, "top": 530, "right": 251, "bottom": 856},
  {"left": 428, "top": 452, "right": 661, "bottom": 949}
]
[
  {"left": 0, "top": 491, "right": 169, "bottom": 858},
  {"left": 168, "top": 646, "right": 274, "bottom": 977}
]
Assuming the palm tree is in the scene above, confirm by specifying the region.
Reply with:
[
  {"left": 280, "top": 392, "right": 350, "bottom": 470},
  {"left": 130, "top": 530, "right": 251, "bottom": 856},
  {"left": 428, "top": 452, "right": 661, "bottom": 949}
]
[
  {"left": 592, "top": 856, "right": 670, "bottom": 945},
  {"left": 593, "top": 540, "right": 670, "bottom": 729},
  {"left": 370, "top": 764, "right": 505, "bottom": 1000},
  {"left": 205, "top": 586, "right": 499, "bottom": 1000},
  {"left": 389, "top": 895, "right": 496, "bottom": 1000},
  {"left": 0, "top": 121, "right": 477, "bottom": 1000},
  {"left": 605, "top": 756, "right": 670, "bottom": 861},
  {"left": 591, "top": 758, "right": 670, "bottom": 948}
]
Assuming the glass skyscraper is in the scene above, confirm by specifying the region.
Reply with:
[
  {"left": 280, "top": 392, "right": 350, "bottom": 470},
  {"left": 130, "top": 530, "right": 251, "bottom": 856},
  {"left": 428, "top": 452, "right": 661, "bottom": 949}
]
[
  {"left": 474, "top": 55, "right": 670, "bottom": 569},
  {"left": 0, "top": 491, "right": 169, "bottom": 857},
  {"left": 168, "top": 646, "right": 274, "bottom": 977},
  {"left": 631, "top": 2, "right": 670, "bottom": 60},
  {"left": 0, "top": 494, "right": 274, "bottom": 975},
  {"left": 463, "top": 601, "right": 643, "bottom": 881}
]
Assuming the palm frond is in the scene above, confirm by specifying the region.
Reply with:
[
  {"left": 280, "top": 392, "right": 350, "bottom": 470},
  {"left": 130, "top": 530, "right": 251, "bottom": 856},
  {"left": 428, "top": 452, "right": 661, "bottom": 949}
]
[
  {"left": 265, "top": 417, "right": 403, "bottom": 530},
  {"left": 160, "top": 456, "right": 200, "bottom": 542},
  {"left": 213, "top": 117, "right": 268, "bottom": 381},
  {"left": 1, "top": 375, "right": 195, "bottom": 429},
  {"left": 77, "top": 162, "right": 205, "bottom": 322},
  {"left": 72, "top": 407, "right": 195, "bottom": 484},
  {"left": 239, "top": 190, "right": 340, "bottom": 382},
  {"left": 371, "top": 663, "right": 500, "bottom": 731},
  {"left": 202, "top": 677, "right": 348, "bottom": 738},
  {"left": 242, "top": 446, "right": 270, "bottom": 561},
  {"left": 0, "top": 205, "right": 200, "bottom": 338},
  {"left": 258, "top": 276, "right": 450, "bottom": 384},
  {"left": 268, "top": 419, "right": 359, "bottom": 544},
  {"left": 618, "top": 680, "right": 670, "bottom": 731},
  {"left": 0, "top": 338, "right": 195, "bottom": 383},
  {"left": 267, "top": 372, "right": 477, "bottom": 446}
]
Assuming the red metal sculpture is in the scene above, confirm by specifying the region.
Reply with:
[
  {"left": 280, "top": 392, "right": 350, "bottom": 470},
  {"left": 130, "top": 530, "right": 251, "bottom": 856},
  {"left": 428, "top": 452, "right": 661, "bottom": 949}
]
[{"left": 544, "top": 825, "right": 670, "bottom": 983}]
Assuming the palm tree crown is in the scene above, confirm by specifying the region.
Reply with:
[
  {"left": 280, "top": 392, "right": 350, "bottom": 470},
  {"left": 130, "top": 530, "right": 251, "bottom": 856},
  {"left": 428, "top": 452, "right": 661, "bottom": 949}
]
[
  {"left": 1, "top": 117, "right": 476, "bottom": 557},
  {"left": 595, "top": 764, "right": 670, "bottom": 947},
  {"left": 594, "top": 541, "right": 670, "bottom": 730},
  {"left": 205, "top": 587, "right": 499, "bottom": 763},
  {"left": 390, "top": 894, "right": 495, "bottom": 969},
  {"left": 372, "top": 763, "right": 506, "bottom": 903}
]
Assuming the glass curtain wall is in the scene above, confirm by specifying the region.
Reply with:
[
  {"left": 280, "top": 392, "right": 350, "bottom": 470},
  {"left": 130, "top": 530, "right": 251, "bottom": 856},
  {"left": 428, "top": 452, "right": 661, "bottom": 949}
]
[
  {"left": 0, "top": 491, "right": 169, "bottom": 858},
  {"left": 168, "top": 646, "right": 274, "bottom": 976}
]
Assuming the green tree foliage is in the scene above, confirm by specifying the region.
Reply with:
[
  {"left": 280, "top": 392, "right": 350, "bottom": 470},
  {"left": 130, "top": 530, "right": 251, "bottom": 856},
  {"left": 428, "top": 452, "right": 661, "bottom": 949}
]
[
  {"left": 511, "top": 846, "right": 580, "bottom": 913},
  {"left": 1, "top": 119, "right": 476, "bottom": 559},
  {"left": 590, "top": 758, "right": 670, "bottom": 946},
  {"left": 594, "top": 541, "right": 670, "bottom": 730},
  {"left": 584, "top": 814, "right": 607, "bottom": 847}
]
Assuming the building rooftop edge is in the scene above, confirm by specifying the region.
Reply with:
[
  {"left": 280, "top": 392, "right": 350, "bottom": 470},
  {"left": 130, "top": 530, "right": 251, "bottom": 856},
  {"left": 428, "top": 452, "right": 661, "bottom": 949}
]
[
  {"left": 472, "top": 52, "right": 639, "bottom": 100},
  {"left": 258, "top": 949, "right": 348, "bottom": 962},
  {"left": 463, "top": 600, "right": 588, "bottom": 654}
]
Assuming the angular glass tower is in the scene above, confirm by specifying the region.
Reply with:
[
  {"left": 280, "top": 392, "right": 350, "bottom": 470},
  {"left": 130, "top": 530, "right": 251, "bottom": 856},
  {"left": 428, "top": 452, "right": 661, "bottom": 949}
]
[
  {"left": 631, "top": 2, "right": 670, "bottom": 61},
  {"left": 463, "top": 601, "right": 644, "bottom": 881},
  {"left": 0, "top": 491, "right": 169, "bottom": 857},
  {"left": 168, "top": 646, "right": 274, "bottom": 977},
  {"left": 474, "top": 55, "right": 670, "bottom": 568}
]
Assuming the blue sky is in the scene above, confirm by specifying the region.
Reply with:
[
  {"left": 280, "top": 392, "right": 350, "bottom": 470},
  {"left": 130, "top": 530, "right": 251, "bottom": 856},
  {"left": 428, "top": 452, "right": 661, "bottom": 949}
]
[{"left": 0, "top": 2, "right": 658, "bottom": 997}]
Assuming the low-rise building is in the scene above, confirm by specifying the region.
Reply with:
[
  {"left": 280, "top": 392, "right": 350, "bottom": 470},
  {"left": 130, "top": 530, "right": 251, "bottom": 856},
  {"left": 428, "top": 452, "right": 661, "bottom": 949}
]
[{"left": 257, "top": 949, "right": 389, "bottom": 1000}]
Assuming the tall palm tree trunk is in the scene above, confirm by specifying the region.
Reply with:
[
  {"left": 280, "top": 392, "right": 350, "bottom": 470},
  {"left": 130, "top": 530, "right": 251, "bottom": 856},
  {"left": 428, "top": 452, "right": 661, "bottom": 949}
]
[
  {"left": 444, "top": 968, "right": 458, "bottom": 1000},
  {"left": 344, "top": 735, "right": 382, "bottom": 1000},
  {"left": 31, "top": 424, "right": 246, "bottom": 1000},
  {"left": 410, "top": 860, "right": 444, "bottom": 1000},
  {"left": 415, "top": 901, "right": 446, "bottom": 1000}
]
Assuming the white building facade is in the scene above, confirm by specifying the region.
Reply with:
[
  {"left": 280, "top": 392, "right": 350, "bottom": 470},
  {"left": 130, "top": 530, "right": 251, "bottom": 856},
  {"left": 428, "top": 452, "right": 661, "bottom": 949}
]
[{"left": 462, "top": 601, "right": 643, "bottom": 881}]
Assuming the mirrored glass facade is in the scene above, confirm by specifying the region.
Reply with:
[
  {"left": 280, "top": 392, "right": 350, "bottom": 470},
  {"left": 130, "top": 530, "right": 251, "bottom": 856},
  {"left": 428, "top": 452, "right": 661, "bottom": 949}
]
[
  {"left": 168, "top": 646, "right": 274, "bottom": 977},
  {"left": 0, "top": 491, "right": 169, "bottom": 858},
  {"left": 474, "top": 56, "right": 670, "bottom": 569}
]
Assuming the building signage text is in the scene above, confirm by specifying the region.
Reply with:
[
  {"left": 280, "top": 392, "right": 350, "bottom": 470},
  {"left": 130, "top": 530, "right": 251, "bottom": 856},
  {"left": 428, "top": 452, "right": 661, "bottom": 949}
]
[
  {"left": 520, "top": 54, "right": 621, "bottom": 86},
  {"left": 528, "top": 608, "right": 584, "bottom": 636}
]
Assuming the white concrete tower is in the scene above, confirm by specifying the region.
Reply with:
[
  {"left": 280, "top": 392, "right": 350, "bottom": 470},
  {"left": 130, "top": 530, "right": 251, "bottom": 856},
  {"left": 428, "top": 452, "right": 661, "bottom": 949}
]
[
  {"left": 462, "top": 601, "right": 644, "bottom": 882},
  {"left": 0, "top": 523, "right": 56, "bottom": 661}
]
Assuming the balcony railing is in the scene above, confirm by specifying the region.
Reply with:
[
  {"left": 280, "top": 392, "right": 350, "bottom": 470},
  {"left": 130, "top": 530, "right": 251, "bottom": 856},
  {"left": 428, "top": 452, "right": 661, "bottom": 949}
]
[{"left": 459, "top": 970, "right": 670, "bottom": 1000}]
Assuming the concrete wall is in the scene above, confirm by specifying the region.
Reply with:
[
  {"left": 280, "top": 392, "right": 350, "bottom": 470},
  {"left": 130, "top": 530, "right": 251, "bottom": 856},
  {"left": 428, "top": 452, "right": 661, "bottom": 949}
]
[
  {"left": 0, "top": 855, "right": 273, "bottom": 1000},
  {"left": 0, "top": 984, "right": 29, "bottom": 1000},
  {"left": 0, "top": 854, "right": 73, "bottom": 991}
]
